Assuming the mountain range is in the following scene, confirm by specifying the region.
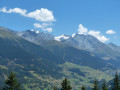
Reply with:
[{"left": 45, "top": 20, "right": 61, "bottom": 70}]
[
  {"left": 0, "top": 26, "right": 119, "bottom": 89},
  {"left": 16, "top": 29, "right": 120, "bottom": 66}
]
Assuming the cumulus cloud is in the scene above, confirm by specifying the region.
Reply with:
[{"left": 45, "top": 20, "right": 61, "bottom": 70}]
[
  {"left": 33, "top": 23, "right": 43, "bottom": 28},
  {"left": 77, "top": 24, "right": 109, "bottom": 42},
  {"left": 33, "top": 23, "right": 52, "bottom": 28},
  {"left": 78, "top": 24, "right": 88, "bottom": 34},
  {"left": 27, "top": 8, "right": 55, "bottom": 22},
  {"left": 0, "top": 7, "right": 55, "bottom": 22},
  {"left": 0, "top": 7, "right": 27, "bottom": 15},
  {"left": 88, "top": 30, "right": 109, "bottom": 42},
  {"left": 43, "top": 28, "right": 53, "bottom": 32},
  {"left": 0, "top": 7, "right": 55, "bottom": 32},
  {"left": 33, "top": 23, "right": 53, "bottom": 32},
  {"left": 106, "top": 30, "right": 116, "bottom": 34}
]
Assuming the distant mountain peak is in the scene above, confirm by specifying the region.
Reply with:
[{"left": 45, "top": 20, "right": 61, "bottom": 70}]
[
  {"left": 72, "top": 33, "right": 76, "bottom": 37},
  {"left": 16, "top": 29, "right": 54, "bottom": 45},
  {"left": 36, "top": 30, "right": 40, "bottom": 34},
  {"left": 30, "top": 29, "right": 40, "bottom": 34},
  {"left": 54, "top": 34, "right": 70, "bottom": 41},
  {"left": 31, "top": 29, "right": 34, "bottom": 32}
]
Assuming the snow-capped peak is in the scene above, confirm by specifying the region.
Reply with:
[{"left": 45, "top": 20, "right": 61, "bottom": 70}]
[
  {"left": 36, "top": 30, "right": 40, "bottom": 34},
  {"left": 54, "top": 34, "right": 70, "bottom": 41},
  {"left": 30, "top": 29, "right": 40, "bottom": 34},
  {"left": 72, "top": 33, "right": 76, "bottom": 37},
  {"left": 31, "top": 29, "right": 34, "bottom": 31}
]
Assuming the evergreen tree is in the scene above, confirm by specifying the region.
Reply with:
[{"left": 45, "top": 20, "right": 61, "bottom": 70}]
[
  {"left": 102, "top": 81, "right": 108, "bottom": 90},
  {"left": 81, "top": 85, "right": 86, "bottom": 90},
  {"left": 92, "top": 78, "right": 99, "bottom": 90},
  {"left": 113, "top": 72, "right": 120, "bottom": 90},
  {"left": 3, "top": 72, "right": 22, "bottom": 90},
  {"left": 61, "top": 78, "right": 72, "bottom": 90}
]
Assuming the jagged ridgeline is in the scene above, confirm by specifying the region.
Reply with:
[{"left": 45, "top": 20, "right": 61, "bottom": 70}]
[{"left": 0, "top": 27, "right": 118, "bottom": 89}]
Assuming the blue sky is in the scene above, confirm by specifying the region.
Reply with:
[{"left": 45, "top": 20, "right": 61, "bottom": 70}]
[{"left": 0, "top": 0, "right": 120, "bottom": 45}]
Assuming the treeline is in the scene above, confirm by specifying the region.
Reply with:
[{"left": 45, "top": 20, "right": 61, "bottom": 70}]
[{"left": 1, "top": 72, "right": 120, "bottom": 90}]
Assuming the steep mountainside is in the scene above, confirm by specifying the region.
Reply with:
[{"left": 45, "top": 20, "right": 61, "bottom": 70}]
[
  {"left": 17, "top": 30, "right": 120, "bottom": 61},
  {"left": 16, "top": 30, "right": 54, "bottom": 45},
  {"left": 61, "top": 33, "right": 120, "bottom": 59},
  {"left": 0, "top": 29, "right": 64, "bottom": 89},
  {"left": 0, "top": 27, "right": 118, "bottom": 89},
  {"left": 16, "top": 30, "right": 120, "bottom": 66},
  {"left": 14, "top": 29, "right": 114, "bottom": 69},
  {"left": 107, "top": 42, "right": 120, "bottom": 53},
  {"left": 40, "top": 40, "right": 112, "bottom": 70}
]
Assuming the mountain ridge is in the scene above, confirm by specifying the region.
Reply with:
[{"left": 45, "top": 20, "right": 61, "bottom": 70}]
[{"left": 14, "top": 28, "right": 120, "bottom": 62}]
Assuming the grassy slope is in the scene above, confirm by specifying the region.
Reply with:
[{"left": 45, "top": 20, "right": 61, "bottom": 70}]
[{"left": 58, "top": 62, "right": 114, "bottom": 89}]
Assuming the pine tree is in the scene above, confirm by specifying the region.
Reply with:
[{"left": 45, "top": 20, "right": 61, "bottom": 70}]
[
  {"left": 61, "top": 78, "right": 72, "bottom": 90},
  {"left": 102, "top": 81, "right": 108, "bottom": 90},
  {"left": 113, "top": 72, "right": 120, "bottom": 90},
  {"left": 92, "top": 78, "right": 99, "bottom": 90},
  {"left": 81, "top": 85, "right": 86, "bottom": 90},
  {"left": 3, "top": 72, "right": 22, "bottom": 90}
]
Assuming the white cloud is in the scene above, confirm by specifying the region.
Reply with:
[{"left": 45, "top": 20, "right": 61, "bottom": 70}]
[
  {"left": 33, "top": 23, "right": 43, "bottom": 28},
  {"left": 78, "top": 24, "right": 88, "bottom": 34},
  {"left": 0, "top": 7, "right": 55, "bottom": 32},
  {"left": 33, "top": 23, "right": 53, "bottom": 32},
  {"left": 106, "top": 30, "right": 116, "bottom": 34},
  {"left": 27, "top": 8, "right": 55, "bottom": 22},
  {"left": 43, "top": 28, "right": 53, "bottom": 32},
  {"left": 88, "top": 30, "right": 109, "bottom": 42},
  {"left": 0, "top": 7, "right": 55, "bottom": 22},
  {"left": 33, "top": 23, "right": 52, "bottom": 28},
  {"left": 77, "top": 24, "right": 109, "bottom": 42},
  {"left": 42, "top": 23, "right": 52, "bottom": 27},
  {"left": 0, "top": 7, "right": 27, "bottom": 15}
]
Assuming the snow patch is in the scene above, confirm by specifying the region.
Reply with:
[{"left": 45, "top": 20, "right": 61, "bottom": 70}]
[
  {"left": 54, "top": 34, "right": 69, "bottom": 41},
  {"left": 72, "top": 33, "right": 76, "bottom": 37},
  {"left": 36, "top": 30, "right": 40, "bottom": 34},
  {"left": 31, "top": 29, "right": 34, "bottom": 31}
]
